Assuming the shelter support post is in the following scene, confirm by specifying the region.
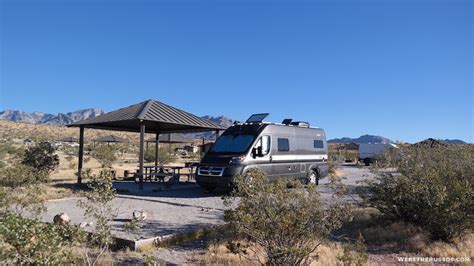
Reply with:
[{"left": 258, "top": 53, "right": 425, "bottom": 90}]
[
  {"left": 139, "top": 123, "right": 145, "bottom": 190},
  {"left": 168, "top": 133, "right": 172, "bottom": 152},
  {"left": 155, "top": 132, "right": 160, "bottom": 169},
  {"left": 215, "top": 130, "right": 220, "bottom": 141},
  {"left": 77, "top": 126, "right": 84, "bottom": 185}
]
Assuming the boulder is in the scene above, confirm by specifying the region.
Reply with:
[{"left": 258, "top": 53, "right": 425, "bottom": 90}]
[
  {"left": 53, "top": 213, "right": 70, "bottom": 225},
  {"left": 132, "top": 210, "right": 148, "bottom": 221}
]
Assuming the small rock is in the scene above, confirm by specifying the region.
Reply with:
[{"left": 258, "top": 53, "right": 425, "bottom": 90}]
[
  {"left": 79, "top": 221, "right": 93, "bottom": 228},
  {"left": 133, "top": 210, "right": 148, "bottom": 221},
  {"left": 53, "top": 213, "right": 70, "bottom": 225}
]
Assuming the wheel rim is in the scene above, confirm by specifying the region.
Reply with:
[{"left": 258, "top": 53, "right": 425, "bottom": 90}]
[{"left": 309, "top": 171, "right": 317, "bottom": 184}]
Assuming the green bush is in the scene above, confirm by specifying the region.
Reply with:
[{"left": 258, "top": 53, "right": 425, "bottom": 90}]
[
  {"left": 78, "top": 168, "right": 116, "bottom": 247},
  {"left": 0, "top": 165, "right": 48, "bottom": 188},
  {"left": 368, "top": 145, "right": 474, "bottom": 240},
  {"left": 91, "top": 144, "right": 117, "bottom": 166},
  {"left": 0, "top": 212, "right": 79, "bottom": 264},
  {"left": 21, "top": 142, "right": 59, "bottom": 173},
  {"left": 77, "top": 167, "right": 117, "bottom": 264},
  {"left": 144, "top": 147, "right": 176, "bottom": 164},
  {"left": 224, "top": 169, "right": 349, "bottom": 265}
]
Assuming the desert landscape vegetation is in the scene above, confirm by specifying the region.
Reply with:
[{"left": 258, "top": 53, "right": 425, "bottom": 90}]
[
  {"left": 0, "top": 119, "right": 472, "bottom": 265},
  {"left": 1, "top": 0, "right": 472, "bottom": 264}
]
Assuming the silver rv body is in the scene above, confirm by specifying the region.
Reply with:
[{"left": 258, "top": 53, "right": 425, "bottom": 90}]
[{"left": 196, "top": 117, "right": 328, "bottom": 191}]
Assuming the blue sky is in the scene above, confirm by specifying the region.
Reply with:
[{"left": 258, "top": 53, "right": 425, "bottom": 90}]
[{"left": 1, "top": 0, "right": 472, "bottom": 143}]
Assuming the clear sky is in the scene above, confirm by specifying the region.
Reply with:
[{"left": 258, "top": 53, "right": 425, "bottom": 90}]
[{"left": 1, "top": 0, "right": 472, "bottom": 143}]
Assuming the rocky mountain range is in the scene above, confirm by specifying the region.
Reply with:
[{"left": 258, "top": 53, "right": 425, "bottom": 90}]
[
  {"left": 327, "top": 134, "right": 393, "bottom": 144},
  {"left": 0, "top": 109, "right": 467, "bottom": 144},
  {"left": 0, "top": 109, "right": 235, "bottom": 130},
  {"left": 327, "top": 135, "right": 467, "bottom": 145},
  {"left": 0, "top": 109, "right": 105, "bottom": 125}
]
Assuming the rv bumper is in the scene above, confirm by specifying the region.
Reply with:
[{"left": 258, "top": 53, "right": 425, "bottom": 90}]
[{"left": 195, "top": 165, "right": 243, "bottom": 191}]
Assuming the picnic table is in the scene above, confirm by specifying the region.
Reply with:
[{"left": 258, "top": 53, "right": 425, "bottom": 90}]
[{"left": 134, "top": 164, "right": 198, "bottom": 185}]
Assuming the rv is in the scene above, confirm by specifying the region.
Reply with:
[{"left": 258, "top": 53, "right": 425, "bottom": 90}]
[
  {"left": 196, "top": 114, "right": 328, "bottom": 191},
  {"left": 358, "top": 143, "right": 397, "bottom": 165}
]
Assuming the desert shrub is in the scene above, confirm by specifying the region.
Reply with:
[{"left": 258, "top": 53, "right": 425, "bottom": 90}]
[
  {"left": 77, "top": 167, "right": 116, "bottom": 264},
  {"left": 21, "top": 141, "right": 59, "bottom": 173},
  {"left": 0, "top": 170, "right": 84, "bottom": 264},
  {"left": 0, "top": 164, "right": 49, "bottom": 188},
  {"left": 144, "top": 147, "right": 176, "bottom": 164},
  {"left": 91, "top": 144, "right": 117, "bottom": 166},
  {"left": 337, "top": 233, "right": 368, "bottom": 266},
  {"left": 224, "top": 169, "right": 349, "bottom": 265},
  {"left": 368, "top": 145, "right": 474, "bottom": 240},
  {"left": 0, "top": 212, "right": 81, "bottom": 264}
]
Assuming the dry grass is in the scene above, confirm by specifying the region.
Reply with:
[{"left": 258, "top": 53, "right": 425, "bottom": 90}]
[
  {"left": 197, "top": 240, "right": 346, "bottom": 265},
  {"left": 341, "top": 208, "right": 474, "bottom": 258},
  {"left": 417, "top": 234, "right": 474, "bottom": 258}
]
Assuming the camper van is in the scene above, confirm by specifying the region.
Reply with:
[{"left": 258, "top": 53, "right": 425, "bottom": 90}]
[
  {"left": 196, "top": 114, "right": 328, "bottom": 191},
  {"left": 358, "top": 143, "right": 398, "bottom": 165}
]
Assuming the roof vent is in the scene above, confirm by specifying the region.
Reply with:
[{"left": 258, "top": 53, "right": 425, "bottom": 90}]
[
  {"left": 290, "top": 121, "right": 310, "bottom": 128},
  {"left": 281, "top": 119, "right": 292, "bottom": 125}
]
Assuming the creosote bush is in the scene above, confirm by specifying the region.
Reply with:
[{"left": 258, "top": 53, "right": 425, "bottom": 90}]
[
  {"left": 368, "top": 145, "right": 473, "bottom": 241},
  {"left": 91, "top": 144, "right": 117, "bottom": 167},
  {"left": 77, "top": 167, "right": 117, "bottom": 265},
  {"left": 144, "top": 146, "right": 176, "bottom": 164},
  {"left": 0, "top": 164, "right": 82, "bottom": 264},
  {"left": 21, "top": 141, "right": 59, "bottom": 174},
  {"left": 224, "top": 169, "right": 349, "bottom": 265},
  {"left": 0, "top": 212, "right": 83, "bottom": 264},
  {"left": 0, "top": 165, "right": 48, "bottom": 188}
]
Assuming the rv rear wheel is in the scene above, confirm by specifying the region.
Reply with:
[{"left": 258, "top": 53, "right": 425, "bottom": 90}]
[{"left": 307, "top": 170, "right": 319, "bottom": 185}]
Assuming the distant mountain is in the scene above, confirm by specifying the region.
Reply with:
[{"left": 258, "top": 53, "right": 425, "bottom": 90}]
[
  {"left": 185, "top": 115, "right": 234, "bottom": 139},
  {"left": 328, "top": 134, "right": 393, "bottom": 144},
  {"left": 442, "top": 139, "right": 467, "bottom": 144},
  {"left": 0, "top": 108, "right": 105, "bottom": 125},
  {"left": 201, "top": 115, "right": 234, "bottom": 128}
]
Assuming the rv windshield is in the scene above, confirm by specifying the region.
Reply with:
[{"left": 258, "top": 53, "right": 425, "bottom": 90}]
[{"left": 210, "top": 134, "right": 256, "bottom": 154}]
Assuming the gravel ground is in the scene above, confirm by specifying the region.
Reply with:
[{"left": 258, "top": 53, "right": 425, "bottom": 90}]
[
  {"left": 42, "top": 164, "right": 376, "bottom": 264},
  {"left": 152, "top": 164, "right": 377, "bottom": 264},
  {"left": 318, "top": 164, "right": 376, "bottom": 205},
  {"left": 42, "top": 184, "right": 227, "bottom": 242}
]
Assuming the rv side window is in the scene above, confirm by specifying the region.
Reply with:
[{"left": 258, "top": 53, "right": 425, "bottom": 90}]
[
  {"left": 277, "top": 138, "right": 290, "bottom": 152},
  {"left": 254, "top": 135, "right": 271, "bottom": 155},
  {"left": 314, "top": 140, "right": 324, "bottom": 148}
]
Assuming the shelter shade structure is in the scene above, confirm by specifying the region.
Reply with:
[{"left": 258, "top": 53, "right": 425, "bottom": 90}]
[
  {"left": 93, "top": 135, "right": 129, "bottom": 143},
  {"left": 68, "top": 99, "right": 225, "bottom": 189},
  {"left": 145, "top": 133, "right": 191, "bottom": 152}
]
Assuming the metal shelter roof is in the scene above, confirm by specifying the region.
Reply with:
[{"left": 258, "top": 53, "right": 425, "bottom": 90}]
[
  {"left": 93, "top": 135, "right": 129, "bottom": 143},
  {"left": 145, "top": 134, "right": 191, "bottom": 143},
  {"left": 68, "top": 99, "right": 225, "bottom": 133}
]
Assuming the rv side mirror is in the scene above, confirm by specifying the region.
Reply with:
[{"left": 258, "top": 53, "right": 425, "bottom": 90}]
[
  {"left": 251, "top": 148, "right": 257, "bottom": 158},
  {"left": 257, "top": 146, "right": 264, "bottom": 157}
]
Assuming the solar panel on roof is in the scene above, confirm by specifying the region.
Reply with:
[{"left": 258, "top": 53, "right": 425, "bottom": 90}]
[{"left": 245, "top": 113, "right": 269, "bottom": 123}]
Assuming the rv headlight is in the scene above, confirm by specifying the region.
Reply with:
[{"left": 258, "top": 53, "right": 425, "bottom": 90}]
[{"left": 230, "top": 155, "right": 246, "bottom": 164}]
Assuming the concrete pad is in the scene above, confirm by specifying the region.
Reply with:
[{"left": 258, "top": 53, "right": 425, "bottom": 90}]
[
  {"left": 41, "top": 185, "right": 226, "bottom": 250},
  {"left": 41, "top": 165, "right": 374, "bottom": 250}
]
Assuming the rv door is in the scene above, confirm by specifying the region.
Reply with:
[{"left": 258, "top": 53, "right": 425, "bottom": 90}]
[{"left": 249, "top": 135, "right": 273, "bottom": 177}]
